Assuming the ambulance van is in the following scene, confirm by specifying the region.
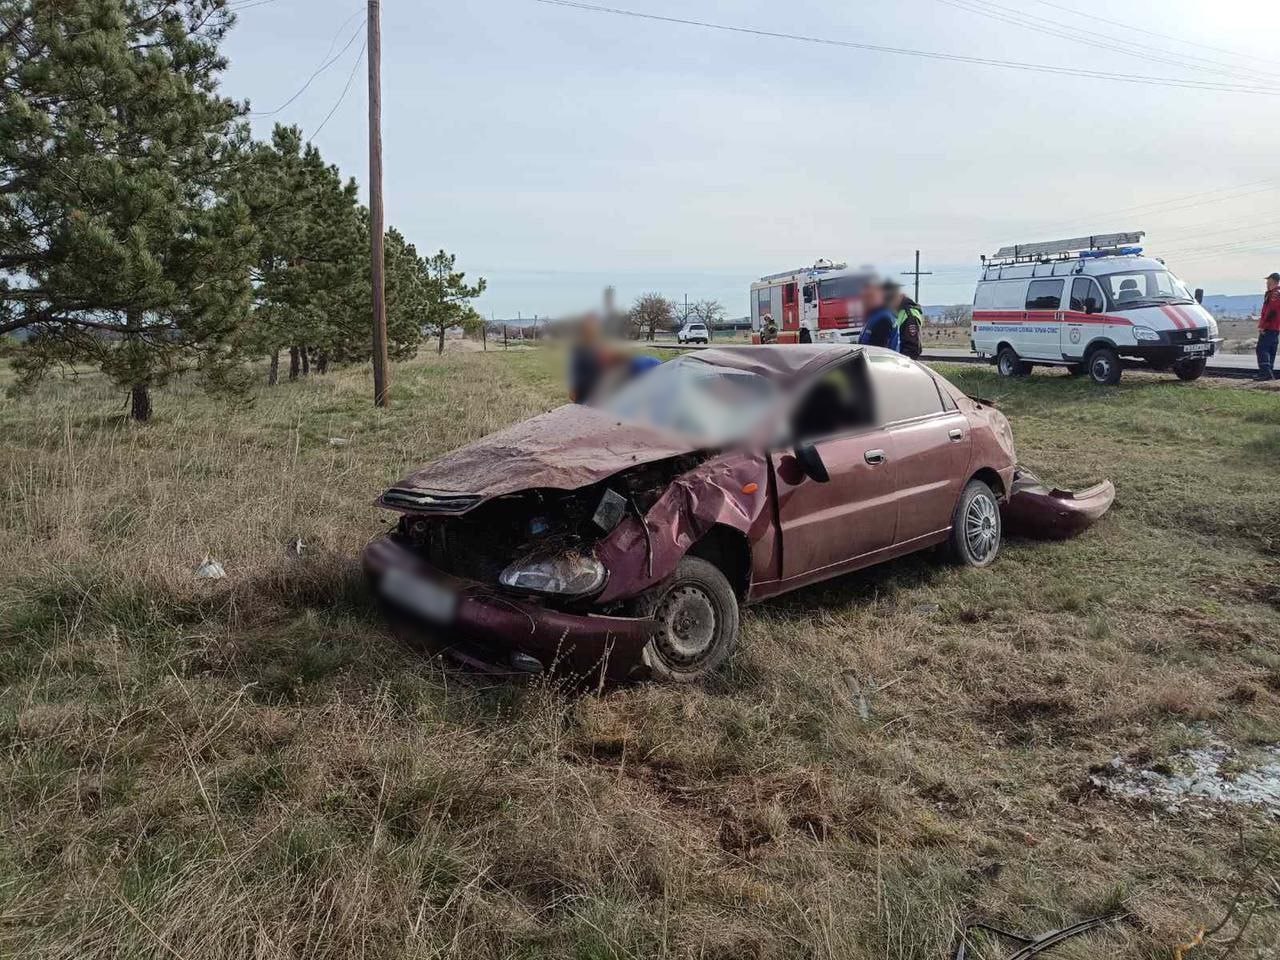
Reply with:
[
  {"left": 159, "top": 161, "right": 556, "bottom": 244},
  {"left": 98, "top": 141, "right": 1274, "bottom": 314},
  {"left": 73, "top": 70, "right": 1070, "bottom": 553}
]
[{"left": 970, "top": 232, "right": 1220, "bottom": 385}]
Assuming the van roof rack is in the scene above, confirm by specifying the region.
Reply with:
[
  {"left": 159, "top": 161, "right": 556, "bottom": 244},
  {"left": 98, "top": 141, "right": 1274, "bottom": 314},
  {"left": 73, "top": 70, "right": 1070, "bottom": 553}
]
[{"left": 988, "top": 231, "right": 1145, "bottom": 263}]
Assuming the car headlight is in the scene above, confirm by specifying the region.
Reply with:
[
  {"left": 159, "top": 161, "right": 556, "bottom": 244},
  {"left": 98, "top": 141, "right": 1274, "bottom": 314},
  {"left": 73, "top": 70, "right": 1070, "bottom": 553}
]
[
  {"left": 1133, "top": 326, "right": 1161, "bottom": 341},
  {"left": 1206, "top": 316, "right": 1219, "bottom": 338},
  {"left": 499, "top": 552, "right": 606, "bottom": 596}
]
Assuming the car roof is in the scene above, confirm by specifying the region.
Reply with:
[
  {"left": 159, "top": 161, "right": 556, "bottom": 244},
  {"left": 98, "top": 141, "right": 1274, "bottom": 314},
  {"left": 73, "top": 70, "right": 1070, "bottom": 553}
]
[{"left": 689, "top": 344, "right": 864, "bottom": 385}]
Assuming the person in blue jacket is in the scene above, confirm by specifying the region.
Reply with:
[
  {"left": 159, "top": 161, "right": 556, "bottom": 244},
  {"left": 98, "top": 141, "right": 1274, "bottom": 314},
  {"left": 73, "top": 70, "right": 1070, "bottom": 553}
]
[{"left": 858, "top": 278, "right": 899, "bottom": 351}]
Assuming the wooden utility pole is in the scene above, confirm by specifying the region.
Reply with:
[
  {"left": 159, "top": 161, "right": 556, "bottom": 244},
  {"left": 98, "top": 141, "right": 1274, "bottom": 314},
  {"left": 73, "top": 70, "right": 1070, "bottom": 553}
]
[
  {"left": 368, "top": 0, "right": 390, "bottom": 407},
  {"left": 900, "top": 250, "right": 932, "bottom": 304}
]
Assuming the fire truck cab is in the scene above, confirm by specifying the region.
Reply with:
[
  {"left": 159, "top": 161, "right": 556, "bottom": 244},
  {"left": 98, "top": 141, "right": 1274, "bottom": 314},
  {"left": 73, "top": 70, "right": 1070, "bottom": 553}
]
[
  {"left": 750, "top": 260, "right": 874, "bottom": 344},
  {"left": 971, "top": 232, "right": 1220, "bottom": 385}
]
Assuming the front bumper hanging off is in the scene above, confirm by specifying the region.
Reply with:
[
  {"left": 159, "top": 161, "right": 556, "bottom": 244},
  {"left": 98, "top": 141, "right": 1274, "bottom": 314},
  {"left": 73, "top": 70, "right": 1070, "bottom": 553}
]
[{"left": 362, "top": 534, "right": 657, "bottom": 681}]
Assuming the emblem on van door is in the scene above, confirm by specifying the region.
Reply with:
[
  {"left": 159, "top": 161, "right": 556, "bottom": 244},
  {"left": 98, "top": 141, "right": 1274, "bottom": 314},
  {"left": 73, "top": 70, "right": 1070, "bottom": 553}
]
[{"left": 1069, "top": 328, "right": 1081, "bottom": 344}]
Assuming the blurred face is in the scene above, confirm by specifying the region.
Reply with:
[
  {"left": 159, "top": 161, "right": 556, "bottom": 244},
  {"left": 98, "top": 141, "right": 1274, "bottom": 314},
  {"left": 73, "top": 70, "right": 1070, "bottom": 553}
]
[
  {"left": 1268, "top": 277, "right": 1278, "bottom": 293},
  {"left": 861, "top": 284, "right": 885, "bottom": 312},
  {"left": 885, "top": 288, "right": 903, "bottom": 309}
]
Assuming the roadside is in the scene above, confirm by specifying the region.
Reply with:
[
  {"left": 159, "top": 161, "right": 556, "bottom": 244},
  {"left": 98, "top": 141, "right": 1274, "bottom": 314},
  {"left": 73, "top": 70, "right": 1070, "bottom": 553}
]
[{"left": 2, "top": 351, "right": 1277, "bottom": 958}]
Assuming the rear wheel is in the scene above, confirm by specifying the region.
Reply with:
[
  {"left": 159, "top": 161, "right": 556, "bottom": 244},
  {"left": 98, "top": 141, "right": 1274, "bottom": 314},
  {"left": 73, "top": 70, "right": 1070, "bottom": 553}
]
[
  {"left": 1086, "top": 346, "right": 1122, "bottom": 385},
  {"left": 949, "top": 480, "right": 1002, "bottom": 567},
  {"left": 1173, "top": 357, "right": 1206, "bottom": 381},
  {"left": 996, "top": 346, "right": 1031, "bottom": 378},
  {"left": 630, "top": 556, "right": 739, "bottom": 682}
]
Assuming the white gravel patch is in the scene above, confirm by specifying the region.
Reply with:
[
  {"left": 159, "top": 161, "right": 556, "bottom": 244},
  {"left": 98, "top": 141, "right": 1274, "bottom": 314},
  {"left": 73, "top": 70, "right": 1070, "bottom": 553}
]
[{"left": 1096, "top": 735, "right": 1280, "bottom": 818}]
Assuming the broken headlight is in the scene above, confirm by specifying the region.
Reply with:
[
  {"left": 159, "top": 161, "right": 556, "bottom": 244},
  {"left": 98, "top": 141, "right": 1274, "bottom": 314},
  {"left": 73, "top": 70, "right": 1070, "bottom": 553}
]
[{"left": 499, "top": 552, "right": 606, "bottom": 597}]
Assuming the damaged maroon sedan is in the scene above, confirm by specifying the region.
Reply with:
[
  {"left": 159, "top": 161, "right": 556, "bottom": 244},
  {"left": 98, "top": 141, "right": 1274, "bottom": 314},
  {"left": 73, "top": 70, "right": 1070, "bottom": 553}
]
[{"left": 364, "top": 345, "right": 1111, "bottom": 682}]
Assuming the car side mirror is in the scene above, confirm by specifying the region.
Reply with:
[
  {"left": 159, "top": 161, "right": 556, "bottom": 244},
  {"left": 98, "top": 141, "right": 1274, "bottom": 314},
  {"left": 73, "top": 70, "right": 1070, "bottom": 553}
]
[
  {"left": 1085, "top": 301, "right": 1099, "bottom": 315},
  {"left": 794, "top": 441, "right": 830, "bottom": 483},
  {"left": 1194, "top": 288, "right": 1204, "bottom": 304}
]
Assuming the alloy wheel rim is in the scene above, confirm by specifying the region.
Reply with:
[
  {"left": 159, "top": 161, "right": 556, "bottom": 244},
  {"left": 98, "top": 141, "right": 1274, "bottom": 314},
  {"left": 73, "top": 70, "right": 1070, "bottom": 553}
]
[
  {"left": 654, "top": 585, "right": 717, "bottom": 666},
  {"left": 964, "top": 493, "right": 999, "bottom": 561}
]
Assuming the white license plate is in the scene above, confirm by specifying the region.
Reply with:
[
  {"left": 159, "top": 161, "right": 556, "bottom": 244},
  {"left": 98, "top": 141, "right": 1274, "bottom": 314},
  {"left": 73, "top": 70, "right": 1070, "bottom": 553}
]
[
  {"left": 380, "top": 567, "right": 457, "bottom": 624},
  {"left": 1183, "top": 343, "right": 1210, "bottom": 354}
]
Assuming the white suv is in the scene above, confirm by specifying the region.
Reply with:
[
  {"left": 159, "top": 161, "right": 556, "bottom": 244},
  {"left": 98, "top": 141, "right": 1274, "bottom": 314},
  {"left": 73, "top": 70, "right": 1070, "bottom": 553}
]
[{"left": 677, "top": 322, "right": 710, "bottom": 344}]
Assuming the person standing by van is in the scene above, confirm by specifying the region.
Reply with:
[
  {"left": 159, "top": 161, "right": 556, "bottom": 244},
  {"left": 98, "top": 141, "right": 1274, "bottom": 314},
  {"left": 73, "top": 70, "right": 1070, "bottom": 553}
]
[
  {"left": 760, "top": 314, "right": 779, "bottom": 344},
  {"left": 1258, "top": 271, "right": 1280, "bottom": 381},
  {"left": 884, "top": 280, "right": 924, "bottom": 359},
  {"left": 858, "top": 281, "right": 899, "bottom": 351}
]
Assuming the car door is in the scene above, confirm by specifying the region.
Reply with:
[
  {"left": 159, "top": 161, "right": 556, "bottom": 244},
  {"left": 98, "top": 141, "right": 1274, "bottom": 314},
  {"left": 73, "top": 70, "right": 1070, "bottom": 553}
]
[
  {"left": 1063, "top": 277, "right": 1105, "bottom": 360},
  {"left": 866, "top": 353, "right": 970, "bottom": 544},
  {"left": 769, "top": 356, "right": 898, "bottom": 582},
  {"left": 1023, "top": 278, "right": 1066, "bottom": 360}
]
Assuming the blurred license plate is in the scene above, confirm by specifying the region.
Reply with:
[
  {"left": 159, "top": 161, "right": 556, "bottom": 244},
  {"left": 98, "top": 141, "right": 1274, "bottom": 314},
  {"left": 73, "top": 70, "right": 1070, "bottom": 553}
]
[
  {"left": 380, "top": 567, "right": 457, "bottom": 624},
  {"left": 1183, "top": 343, "right": 1209, "bottom": 353}
]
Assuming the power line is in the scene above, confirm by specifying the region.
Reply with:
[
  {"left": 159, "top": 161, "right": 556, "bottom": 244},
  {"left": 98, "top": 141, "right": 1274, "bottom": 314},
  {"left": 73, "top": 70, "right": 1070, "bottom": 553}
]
[
  {"left": 934, "top": 0, "right": 1280, "bottom": 86},
  {"left": 249, "top": 15, "right": 366, "bottom": 117},
  {"left": 1030, "top": 0, "right": 1271, "bottom": 64},
  {"left": 533, "top": 0, "right": 1280, "bottom": 95},
  {"left": 309, "top": 37, "right": 366, "bottom": 138}
]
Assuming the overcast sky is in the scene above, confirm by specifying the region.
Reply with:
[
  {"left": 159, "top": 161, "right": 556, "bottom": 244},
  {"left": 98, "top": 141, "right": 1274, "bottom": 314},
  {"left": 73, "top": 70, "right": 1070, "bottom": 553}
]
[{"left": 221, "top": 0, "right": 1279, "bottom": 317}]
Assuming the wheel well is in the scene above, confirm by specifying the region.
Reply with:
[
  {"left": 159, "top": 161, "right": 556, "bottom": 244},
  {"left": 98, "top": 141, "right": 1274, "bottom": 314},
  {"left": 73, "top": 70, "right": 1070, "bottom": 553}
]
[
  {"left": 1083, "top": 338, "right": 1117, "bottom": 356},
  {"left": 996, "top": 341, "right": 1014, "bottom": 355},
  {"left": 969, "top": 467, "right": 1005, "bottom": 499},
  {"left": 688, "top": 525, "right": 751, "bottom": 599}
]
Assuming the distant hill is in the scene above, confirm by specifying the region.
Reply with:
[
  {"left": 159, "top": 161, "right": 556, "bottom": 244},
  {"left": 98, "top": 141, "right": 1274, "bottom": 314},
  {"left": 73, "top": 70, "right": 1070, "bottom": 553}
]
[{"left": 1201, "top": 294, "right": 1262, "bottom": 316}]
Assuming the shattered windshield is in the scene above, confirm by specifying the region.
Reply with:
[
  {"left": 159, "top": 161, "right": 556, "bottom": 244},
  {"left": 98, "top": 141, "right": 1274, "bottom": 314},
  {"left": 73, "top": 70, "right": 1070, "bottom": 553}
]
[
  {"left": 602, "top": 356, "right": 778, "bottom": 444},
  {"left": 1099, "top": 269, "right": 1194, "bottom": 307}
]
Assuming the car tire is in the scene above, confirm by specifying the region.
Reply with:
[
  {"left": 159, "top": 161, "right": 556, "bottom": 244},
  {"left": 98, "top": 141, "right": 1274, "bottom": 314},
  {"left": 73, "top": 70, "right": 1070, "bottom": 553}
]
[
  {"left": 1086, "top": 346, "right": 1122, "bottom": 385},
  {"left": 949, "top": 479, "right": 1002, "bottom": 568},
  {"left": 996, "top": 346, "right": 1031, "bottom": 378},
  {"left": 630, "top": 556, "right": 739, "bottom": 682},
  {"left": 1173, "top": 358, "right": 1206, "bottom": 381}
]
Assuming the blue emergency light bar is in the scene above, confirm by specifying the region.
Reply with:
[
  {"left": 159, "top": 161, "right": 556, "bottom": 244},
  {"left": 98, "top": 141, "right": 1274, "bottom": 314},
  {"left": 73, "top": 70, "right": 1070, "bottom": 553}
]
[{"left": 1079, "top": 246, "right": 1144, "bottom": 259}]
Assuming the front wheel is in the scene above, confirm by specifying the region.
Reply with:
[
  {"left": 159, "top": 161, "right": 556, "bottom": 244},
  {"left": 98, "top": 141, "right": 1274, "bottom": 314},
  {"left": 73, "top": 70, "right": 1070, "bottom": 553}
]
[
  {"left": 1087, "top": 346, "right": 1122, "bottom": 385},
  {"left": 949, "top": 479, "right": 1002, "bottom": 567},
  {"left": 1173, "top": 357, "right": 1206, "bottom": 381},
  {"left": 630, "top": 556, "right": 739, "bottom": 682}
]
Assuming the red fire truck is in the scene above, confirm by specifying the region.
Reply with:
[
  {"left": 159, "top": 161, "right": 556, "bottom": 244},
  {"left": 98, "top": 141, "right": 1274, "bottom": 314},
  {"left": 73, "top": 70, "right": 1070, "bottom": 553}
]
[{"left": 750, "top": 260, "right": 874, "bottom": 344}]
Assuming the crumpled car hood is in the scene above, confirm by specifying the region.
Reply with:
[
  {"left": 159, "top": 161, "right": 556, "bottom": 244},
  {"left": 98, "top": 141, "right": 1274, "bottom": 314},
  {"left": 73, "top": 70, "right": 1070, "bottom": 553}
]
[{"left": 389, "top": 403, "right": 703, "bottom": 500}]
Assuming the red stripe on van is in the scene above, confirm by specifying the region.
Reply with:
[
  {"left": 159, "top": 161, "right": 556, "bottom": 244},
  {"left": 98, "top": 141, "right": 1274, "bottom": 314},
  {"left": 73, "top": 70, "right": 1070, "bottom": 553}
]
[{"left": 1160, "top": 305, "right": 1187, "bottom": 330}]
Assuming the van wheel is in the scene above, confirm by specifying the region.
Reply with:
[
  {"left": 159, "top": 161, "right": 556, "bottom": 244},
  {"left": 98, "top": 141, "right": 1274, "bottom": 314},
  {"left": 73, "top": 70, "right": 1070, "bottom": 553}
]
[
  {"left": 630, "top": 557, "right": 739, "bottom": 682},
  {"left": 1173, "top": 358, "right": 1206, "bottom": 381},
  {"left": 1086, "top": 346, "right": 1122, "bottom": 385},
  {"left": 996, "top": 347, "right": 1031, "bottom": 378},
  {"left": 949, "top": 480, "right": 1001, "bottom": 567}
]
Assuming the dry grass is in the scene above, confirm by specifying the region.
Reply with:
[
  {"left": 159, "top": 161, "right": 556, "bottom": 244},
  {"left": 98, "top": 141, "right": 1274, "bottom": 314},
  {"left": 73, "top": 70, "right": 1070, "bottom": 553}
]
[{"left": 2, "top": 349, "right": 1279, "bottom": 959}]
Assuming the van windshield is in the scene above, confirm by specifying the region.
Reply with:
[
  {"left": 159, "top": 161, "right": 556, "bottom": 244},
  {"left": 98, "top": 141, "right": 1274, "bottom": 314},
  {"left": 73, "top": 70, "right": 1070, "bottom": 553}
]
[{"left": 1099, "top": 270, "right": 1194, "bottom": 308}]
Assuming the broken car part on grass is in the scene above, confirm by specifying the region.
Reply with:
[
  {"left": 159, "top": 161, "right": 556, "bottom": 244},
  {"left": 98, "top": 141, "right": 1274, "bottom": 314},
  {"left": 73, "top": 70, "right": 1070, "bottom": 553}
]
[
  {"left": 364, "top": 345, "right": 1114, "bottom": 682},
  {"left": 953, "top": 914, "right": 1129, "bottom": 960}
]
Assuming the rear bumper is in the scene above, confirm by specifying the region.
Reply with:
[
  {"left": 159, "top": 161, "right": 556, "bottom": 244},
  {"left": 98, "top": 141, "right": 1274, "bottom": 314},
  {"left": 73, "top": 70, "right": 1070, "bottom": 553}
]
[
  {"left": 362, "top": 534, "right": 656, "bottom": 681},
  {"left": 1001, "top": 470, "right": 1115, "bottom": 540}
]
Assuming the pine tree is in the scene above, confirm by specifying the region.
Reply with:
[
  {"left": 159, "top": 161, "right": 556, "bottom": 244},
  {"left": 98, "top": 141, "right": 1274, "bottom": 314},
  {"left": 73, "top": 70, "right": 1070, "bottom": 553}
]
[{"left": 1, "top": 0, "right": 253, "bottom": 420}]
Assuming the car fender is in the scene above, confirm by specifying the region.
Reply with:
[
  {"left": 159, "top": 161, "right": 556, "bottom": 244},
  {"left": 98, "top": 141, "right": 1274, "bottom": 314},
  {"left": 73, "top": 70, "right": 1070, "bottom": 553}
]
[{"left": 594, "top": 453, "right": 772, "bottom": 604}]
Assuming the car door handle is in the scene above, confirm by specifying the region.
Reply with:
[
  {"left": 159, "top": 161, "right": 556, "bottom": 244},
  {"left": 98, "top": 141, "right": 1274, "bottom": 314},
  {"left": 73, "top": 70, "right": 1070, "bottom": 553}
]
[
  {"left": 864, "top": 449, "right": 887, "bottom": 465},
  {"left": 949, "top": 429, "right": 964, "bottom": 442}
]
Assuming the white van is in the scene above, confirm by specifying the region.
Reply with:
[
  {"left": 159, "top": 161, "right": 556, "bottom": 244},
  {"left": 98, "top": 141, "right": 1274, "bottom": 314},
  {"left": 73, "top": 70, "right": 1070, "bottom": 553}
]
[{"left": 970, "top": 232, "right": 1220, "bottom": 385}]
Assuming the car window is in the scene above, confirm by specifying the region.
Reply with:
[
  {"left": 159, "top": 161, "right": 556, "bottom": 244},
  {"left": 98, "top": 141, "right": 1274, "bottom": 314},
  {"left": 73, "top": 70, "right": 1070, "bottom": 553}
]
[
  {"left": 792, "top": 358, "right": 874, "bottom": 441},
  {"left": 818, "top": 275, "right": 867, "bottom": 302},
  {"left": 1025, "top": 279, "right": 1064, "bottom": 310},
  {"left": 974, "top": 281, "right": 1026, "bottom": 310},
  {"left": 867, "top": 353, "right": 944, "bottom": 422},
  {"left": 1069, "top": 277, "right": 1104, "bottom": 312}
]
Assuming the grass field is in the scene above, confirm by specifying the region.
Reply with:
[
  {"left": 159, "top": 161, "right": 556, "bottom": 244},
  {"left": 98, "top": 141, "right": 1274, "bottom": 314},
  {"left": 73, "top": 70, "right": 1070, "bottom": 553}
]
[{"left": 2, "top": 348, "right": 1279, "bottom": 959}]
